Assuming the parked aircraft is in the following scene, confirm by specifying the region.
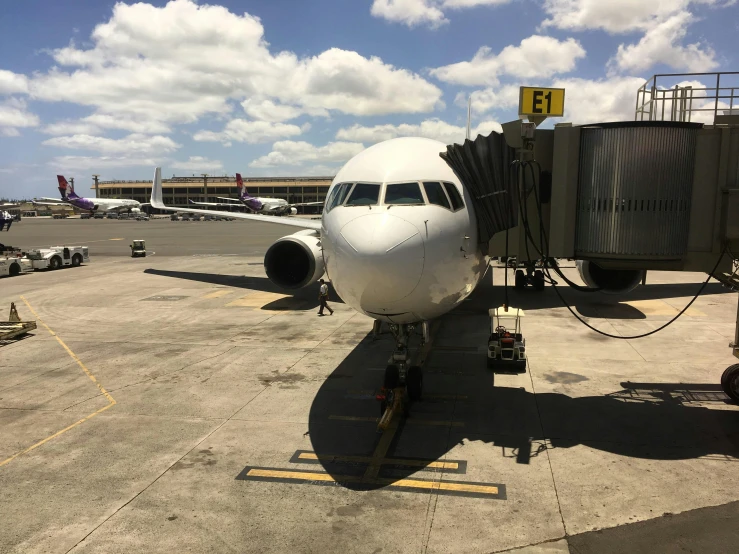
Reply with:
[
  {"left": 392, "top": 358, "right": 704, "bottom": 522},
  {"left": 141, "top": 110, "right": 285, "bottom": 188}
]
[
  {"left": 188, "top": 173, "right": 323, "bottom": 216},
  {"left": 33, "top": 176, "right": 144, "bottom": 214},
  {"left": 150, "top": 136, "right": 647, "bottom": 398}
]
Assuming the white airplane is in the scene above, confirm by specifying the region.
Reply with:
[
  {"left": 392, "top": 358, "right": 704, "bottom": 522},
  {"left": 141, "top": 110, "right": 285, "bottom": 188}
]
[
  {"left": 33, "top": 176, "right": 144, "bottom": 214},
  {"left": 188, "top": 173, "right": 323, "bottom": 216},
  {"left": 150, "top": 136, "right": 643, "bottom": 398}
]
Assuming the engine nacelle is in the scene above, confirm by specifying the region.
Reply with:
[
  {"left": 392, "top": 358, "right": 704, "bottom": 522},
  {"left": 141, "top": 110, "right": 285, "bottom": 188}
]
[
  {"left": 576, "top": 260, "right": 644, "bottom": 294},
  {"left": 264, "top": 230, "right": 324, "bottom": 289},
  {"left": 290, "top": 207, "right": 297, "bottom": 216}
]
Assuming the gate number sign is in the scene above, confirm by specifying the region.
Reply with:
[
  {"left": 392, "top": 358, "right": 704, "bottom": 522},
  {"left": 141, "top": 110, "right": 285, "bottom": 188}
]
[{"left": 519, "top": 87, "right": 565, "bottom": 117}]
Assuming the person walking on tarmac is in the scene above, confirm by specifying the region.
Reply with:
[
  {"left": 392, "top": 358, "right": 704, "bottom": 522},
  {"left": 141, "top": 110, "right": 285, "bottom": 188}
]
[{"left": 318, "top": 278, "right": 334, "bottom": 316}]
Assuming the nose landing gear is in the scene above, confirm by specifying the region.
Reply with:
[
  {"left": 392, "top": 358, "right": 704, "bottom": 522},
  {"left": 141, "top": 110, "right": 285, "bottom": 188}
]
[{"left": 375, "top": 322, "right": 425, "bottom": 431}]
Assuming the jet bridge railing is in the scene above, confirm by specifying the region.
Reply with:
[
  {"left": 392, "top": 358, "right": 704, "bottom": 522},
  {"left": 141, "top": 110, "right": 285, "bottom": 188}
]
[{"left": 635, "top": 72, "right": 739, "bottom": 124}]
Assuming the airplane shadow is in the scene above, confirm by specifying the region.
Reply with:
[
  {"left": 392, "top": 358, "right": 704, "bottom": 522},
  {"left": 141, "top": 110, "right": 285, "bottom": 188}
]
[
  {"left": 143, "top": 268, "right": 345, "bottom": 309},
  {"left": 306, "top": 281, "right": 739, "bottom": 491}
]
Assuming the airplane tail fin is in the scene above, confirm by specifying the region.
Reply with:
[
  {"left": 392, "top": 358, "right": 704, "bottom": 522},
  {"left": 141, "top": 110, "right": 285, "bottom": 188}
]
[
  {"left": 150, "top": 167, "right": 165, "bottom": 209},
  {"left": 235, "top": 173, "right": 249, "bottom": 199},
  {"left": 57, "top": 175, "right": 78, "bottom": 199}
]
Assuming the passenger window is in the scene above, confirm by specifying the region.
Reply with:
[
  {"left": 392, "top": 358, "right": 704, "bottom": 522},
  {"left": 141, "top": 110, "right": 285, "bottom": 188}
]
[
  {"left": 423, "top": 182, "right": 451, "bottom": 209},
  {"left": 443, "top": 182, "right": 464, "bottom": 211},
  {"left": 345, "top": 183, "right": 380, "bottom": 206},
  {"left": 385, "top": 182, "right": 425, "bottom": 205},
  {"left": 326, "top": 183, "right": 352, "bottom": 211}
]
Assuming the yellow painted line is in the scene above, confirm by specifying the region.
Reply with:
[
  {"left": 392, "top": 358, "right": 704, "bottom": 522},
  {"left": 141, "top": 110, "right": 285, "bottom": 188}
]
[
  {"left": 202, "top": 290, "right": 234, "bottom": 299},
  {"left": 0, "top": 298, "right": 116, "bottom": 469},
  {"left": 245, "top": 468, "right": 498, "bottom": 495},
  {"left": 297, "top": 452, "right": 459, "bottom": 470},
  {"left": 382, "top": 478, "right": 498, "bottom": 495},
  {"left": 247, "top": 468, "right": 347, "bottom": 482},
  {"left": 226, "top": 292, "right": 287, "bottom": 307}
]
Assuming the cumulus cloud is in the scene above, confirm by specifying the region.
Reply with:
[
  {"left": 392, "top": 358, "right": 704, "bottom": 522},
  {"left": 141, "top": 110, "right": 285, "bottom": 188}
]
[
  {"left": 609, "top": 11, "right": 717, "bottom": 73},
  {"left": 43, "top": 114, "right": 171, "bottom": 135},
  {"left": 371, "top": 0, "right": 511, "bottom": 28},
  {"left": 240, "top": 99, "right": 328, "bottom": 123},
  {"left": 193, "top": 119, "right": 304, "bottom": 145},
  {"left": 0, "top": 70, "right": 28, "bottom": 95},
  {"left": 541, "top": 0, "right": 725, "bottom": 33},
  {"left": 170, "top": 156, "right": 224, "bottom": 172},
  {"left": 249, "top": 141, "right": 365, "bottom": 168},
  {"left": 551, "top": 76, "right": 647, "bottom": 123},
  {"left": 336, "top": 118, "right": 502, "bottom": 144},
  {"left": 26, "top": 0, "right": 441, "bottom": 134},
  {"left": 42, "top": 133, "right": 181, "bottom": 155},
  {"left": 457, "top": 85, "right": 520, "bottom": 114},
  {"left": 430, "top": 36, "right": 585, "bottom": 86},
  {"left": 0, "top": 98, "right": 40, "bottom": 137},
  {"left": 50, "top": 155, "right": 164, "bottom": 171}
]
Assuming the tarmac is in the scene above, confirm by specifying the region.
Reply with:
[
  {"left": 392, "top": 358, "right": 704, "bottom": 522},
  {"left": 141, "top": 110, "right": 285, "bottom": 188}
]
[{"left": 1, "top": 217, "right": 738, "bottom": 554}]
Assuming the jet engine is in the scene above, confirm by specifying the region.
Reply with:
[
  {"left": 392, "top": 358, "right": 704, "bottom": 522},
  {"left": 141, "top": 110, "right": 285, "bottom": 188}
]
[
  {"left": 290, "top": 207, "right": 297, "bottom": 216},
  {"left": 264, "top": 230, "right": 324, "bottom": 289},
  {"left": 576, "top": 260, "right": 644, "bottom": 294}
]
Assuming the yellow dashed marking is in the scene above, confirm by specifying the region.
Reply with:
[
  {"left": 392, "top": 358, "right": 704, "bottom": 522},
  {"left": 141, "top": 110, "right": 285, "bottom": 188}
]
[
  {"left": 226, "top": 292, "right": 287, "bottom": 307},
  {"left": 297, "top": 452, "right": 460, "bottom": 470},
  {"left": 203, "top": 290, "right": 234, "bottom": 299}
]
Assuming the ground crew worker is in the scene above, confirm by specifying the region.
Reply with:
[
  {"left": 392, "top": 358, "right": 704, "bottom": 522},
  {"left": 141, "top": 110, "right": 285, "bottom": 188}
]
[{"left": 318, "top": 278, "right": 334, "bottom": 316}]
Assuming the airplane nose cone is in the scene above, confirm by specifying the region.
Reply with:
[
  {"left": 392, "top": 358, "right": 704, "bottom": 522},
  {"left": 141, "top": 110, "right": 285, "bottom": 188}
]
[{"left": 335, "top": 213, "right": 424, "bottom": 308}]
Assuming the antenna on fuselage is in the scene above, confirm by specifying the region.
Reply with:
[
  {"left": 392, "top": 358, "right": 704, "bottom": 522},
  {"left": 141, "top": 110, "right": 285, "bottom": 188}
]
[{"left": 466, "top": 96, "right": 472, "bottom": 141}]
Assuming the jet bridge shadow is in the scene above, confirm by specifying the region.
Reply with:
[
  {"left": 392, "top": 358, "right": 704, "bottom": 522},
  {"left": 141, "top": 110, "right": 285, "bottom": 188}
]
[
  {"left": 143, "top": 268, "right": 345, "bottom": 309},
  {"left": 306, "top": 287, "right": 739, "bottom": 492},
  {"left": 471, "top": 279, "right": 732, "bottom": 319}
]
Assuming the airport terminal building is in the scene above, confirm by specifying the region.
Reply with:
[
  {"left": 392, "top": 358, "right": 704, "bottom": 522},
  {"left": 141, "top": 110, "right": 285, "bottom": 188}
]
[{"left": 94, "top": 174, "right": 334, "bottom": 214}]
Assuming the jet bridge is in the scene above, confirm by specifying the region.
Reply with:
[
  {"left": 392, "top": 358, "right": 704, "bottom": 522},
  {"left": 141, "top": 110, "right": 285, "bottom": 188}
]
[{"left": 442, "top": 71, "right": 739, "bottom": 400}]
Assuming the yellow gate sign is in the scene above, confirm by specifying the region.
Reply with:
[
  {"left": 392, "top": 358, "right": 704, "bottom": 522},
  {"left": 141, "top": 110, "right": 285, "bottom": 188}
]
[{"left": 519, "top": 87, "right": 565, "bottom": 117}]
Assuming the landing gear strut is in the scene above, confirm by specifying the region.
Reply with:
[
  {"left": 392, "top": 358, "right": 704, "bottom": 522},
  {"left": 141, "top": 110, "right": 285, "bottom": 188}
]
[{"left": 376, "top": 323, "right": 424, "bottom": 430}]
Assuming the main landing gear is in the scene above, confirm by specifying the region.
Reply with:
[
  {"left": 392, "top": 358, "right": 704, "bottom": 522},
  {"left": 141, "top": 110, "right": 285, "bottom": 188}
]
[
  {"left": 375, "top": 322, "right": 426, "bottom": 431},
  {"left": 515, "top": 263, "right": 545, "bottom": 291}
]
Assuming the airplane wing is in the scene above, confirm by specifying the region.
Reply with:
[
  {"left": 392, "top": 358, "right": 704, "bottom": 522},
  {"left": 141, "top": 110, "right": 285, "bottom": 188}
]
[
  {"left": 36, "top": 197, "right": 65, "bottom": 203},
  {"left": 0, "top": 203, "right": 20, "bottom": 208},
  {"left": 32, "top": 200, "right": 70, "bottom": 206},
  {"left": 150, "top": 168, "right": 321, "bottom": 231},
  {"left": 215, "top": 197, "right": 243, "bottom": 203},
  {"left": 189, "top": 199, "right": 244, "bottom": 207},
  {"left": 289, "top": 202, "right": 325, "bottom": 207}
]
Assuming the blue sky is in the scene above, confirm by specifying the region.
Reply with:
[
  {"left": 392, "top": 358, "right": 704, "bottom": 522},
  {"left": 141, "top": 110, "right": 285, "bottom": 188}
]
[{"left": 0, "top": 0, "right": 737, "bottom": 199}]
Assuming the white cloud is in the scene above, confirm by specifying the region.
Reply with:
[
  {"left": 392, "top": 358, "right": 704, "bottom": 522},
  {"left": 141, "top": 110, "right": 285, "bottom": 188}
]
[
  {"left": 541, "top": 0, "right": 724, "bottom": 33},
  {"left": 193, "top": 119, "right": 303, "bottom": 145},
  {"left": 457, "top": 85, "right": 520, "bottom": 114},
  {"left": 551, "top": 76, "right": 646, "bottom": 123},
  {"left": 0, "top": 70, "right": 29, "bottom": 95},
  {"left": 241, "top": 99, "right": 326, "bottom": 122},
  {"left": 0, "top": 98, "right": 40, "bottom": 137},
  {"left": 26, "top": 0, "right": 441, "bottom": 132},
  {"left": 336, "top": 118, "right": 502, "bottom": 144},
  {"left": 50, "top": 155, "right": 163, "bottom": 171},
  {"left": 249, "top": 141, "right": 365, "bottom": 168},
  {"left": 371, "top": 0, "right": 511, "bottom": 28},
  {"left": 170, "top": 156, "right": 224, "bottom": 172},
  {"left": 42, "top": 133, "right": 180, "bottom": 155},
  {"left": 430, "top": 36, "right": 585, "bottom": 86},
  {"left": 609, "top": 11, "right": 717, "bottom": 73}
]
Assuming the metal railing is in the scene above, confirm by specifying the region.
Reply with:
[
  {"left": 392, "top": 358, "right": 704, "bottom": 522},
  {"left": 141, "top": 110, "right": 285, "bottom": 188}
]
[{"left": 635, "top": 72, "right": 739, "bottom": 123}]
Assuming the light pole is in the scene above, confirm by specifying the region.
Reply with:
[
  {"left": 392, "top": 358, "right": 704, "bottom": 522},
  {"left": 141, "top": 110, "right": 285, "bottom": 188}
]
[
  {"left": 92, "top": 174, "right": 100, "bottom": 199},
  {"left": 201, "top": 173, "right": 209, "bottom": 205}
]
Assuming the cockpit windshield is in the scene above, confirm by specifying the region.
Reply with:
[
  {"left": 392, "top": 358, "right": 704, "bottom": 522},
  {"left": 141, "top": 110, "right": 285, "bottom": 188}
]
[
  {"left": 345, "top": 183, "right": 380, "bottom": 206},
  {"left": 384, "top": 182, "right": 425, "bottom": 205},
  {"left": 326, "top": 183, "right": 352, "bottom": 211}
]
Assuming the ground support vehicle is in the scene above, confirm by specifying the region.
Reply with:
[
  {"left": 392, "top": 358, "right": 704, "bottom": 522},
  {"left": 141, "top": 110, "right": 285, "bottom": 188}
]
[
  {"left": 25, "top": 246, "right": 89, "bottom": 270},
  {"left": 0, "top": 252, "right": 32, "bottom": 277},
  {"left": 93, "top": 212, "right": 105, "bottom": 219},
  {"left": 130, "top": 240, "right": 146, "bottom": 257},
  {"left": 487, "top": 306, "right": 527, "bottom": 372}
]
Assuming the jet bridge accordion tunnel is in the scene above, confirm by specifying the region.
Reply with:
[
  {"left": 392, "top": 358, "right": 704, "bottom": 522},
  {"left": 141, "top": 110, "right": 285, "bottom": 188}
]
[{"left": 448, "top": 120, "right": 739, "bottom": 290}]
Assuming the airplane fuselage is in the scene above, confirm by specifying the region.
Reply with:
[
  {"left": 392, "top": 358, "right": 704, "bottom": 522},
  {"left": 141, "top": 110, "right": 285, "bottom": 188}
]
[
  {"left": 320, "top": 138, "right": 487, "bottom": 324},
  {"left": 68, "top": 197, "right": 141, "bottom": 212}
]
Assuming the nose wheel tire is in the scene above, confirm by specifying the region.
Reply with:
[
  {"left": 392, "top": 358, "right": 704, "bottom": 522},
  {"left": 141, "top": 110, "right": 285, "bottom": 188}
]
[
  {"left": 533, "top": 270, "right": 545, "bottom": 291},
  {"left": 721, "top": 364, "right": 739, "bottom": 402},
  {"left": 407, "top": 365, "right": 423, "bottom": 402},
  {"left": 515, "top": 270, "right": 525, "bottom": 290},
  {"left": 383, "top": 364, "right": 399, "bottom": 389}
]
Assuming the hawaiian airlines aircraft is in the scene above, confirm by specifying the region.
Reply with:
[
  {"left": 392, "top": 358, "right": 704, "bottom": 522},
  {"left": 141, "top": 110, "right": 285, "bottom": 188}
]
[
  {"left": 33, "top": 176, "right": 144, "bottom": 214},
  {"left": 189, "top": 173, "right": 323, "bottom": 216}
]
